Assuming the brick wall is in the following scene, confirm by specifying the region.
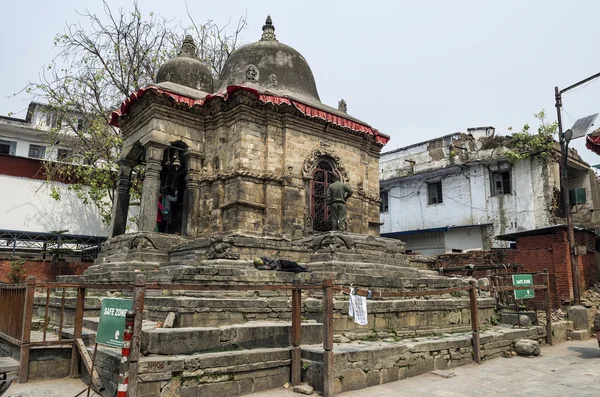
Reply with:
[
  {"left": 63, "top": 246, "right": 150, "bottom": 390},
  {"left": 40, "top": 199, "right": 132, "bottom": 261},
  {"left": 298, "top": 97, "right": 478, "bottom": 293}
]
[
  {"left": 0, "top": 259, "right": 90, "bottom": 283},
  {"left": 435, "top": 229, "right": 600, "bottom": 307}
]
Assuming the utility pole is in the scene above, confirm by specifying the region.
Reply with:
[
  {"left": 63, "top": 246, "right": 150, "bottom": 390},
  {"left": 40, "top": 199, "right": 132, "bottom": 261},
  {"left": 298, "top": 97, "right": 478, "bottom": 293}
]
[{"left": 554, "top": 71, "right": 600, "bottom": 305}]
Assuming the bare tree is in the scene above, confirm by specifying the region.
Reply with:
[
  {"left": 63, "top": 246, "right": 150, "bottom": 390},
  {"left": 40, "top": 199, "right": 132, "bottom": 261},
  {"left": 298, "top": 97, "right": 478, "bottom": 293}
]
[{"left": 22, "top": 1, "right": 246, "bottom": 224}]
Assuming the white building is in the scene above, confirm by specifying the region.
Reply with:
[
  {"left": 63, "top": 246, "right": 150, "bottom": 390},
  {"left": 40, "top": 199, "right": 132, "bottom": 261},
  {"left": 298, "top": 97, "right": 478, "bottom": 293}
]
[
  {"left": 0, "top": 103, "right": 109, "bottom": 246},
  {"left": 379, "top": 127, "right": 599, "bottom": 255}
]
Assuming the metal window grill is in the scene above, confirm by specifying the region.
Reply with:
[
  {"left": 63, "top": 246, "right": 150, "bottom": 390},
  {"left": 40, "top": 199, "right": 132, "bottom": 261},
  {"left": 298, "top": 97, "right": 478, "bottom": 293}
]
[{"left": 311, "top": 161, "right": 336, "bottom": 231}]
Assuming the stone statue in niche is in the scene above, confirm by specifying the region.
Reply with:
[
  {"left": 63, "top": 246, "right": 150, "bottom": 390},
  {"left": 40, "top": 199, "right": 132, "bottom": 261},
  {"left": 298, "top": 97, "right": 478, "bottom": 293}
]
[
  {"left": 245, "top": 64, "right": 259, "bottom": 81},
  {"left": 327, "top": 177, "right": 353, "bottom": 231},
  {"left": 268, "top": 74, "right": 278, "bottom": 88}
]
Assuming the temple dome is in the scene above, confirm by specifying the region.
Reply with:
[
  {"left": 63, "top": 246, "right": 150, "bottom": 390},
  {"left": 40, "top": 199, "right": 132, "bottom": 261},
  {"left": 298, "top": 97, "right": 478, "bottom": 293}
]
[
  {"left": 218, "top": 16, "right": 321, "bottom": 102},
  {"left": 156, "top": 35, "right": 214, "bottom": 93}
]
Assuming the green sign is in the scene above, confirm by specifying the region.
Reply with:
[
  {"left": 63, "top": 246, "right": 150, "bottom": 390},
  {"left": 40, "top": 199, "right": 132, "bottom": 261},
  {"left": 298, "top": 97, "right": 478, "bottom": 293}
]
[
  {"left": 512, "top": 274, "right": 535, "bottom": 300},
  {"left": 96, "top": 298, "right": 133, "bottom": 348}
]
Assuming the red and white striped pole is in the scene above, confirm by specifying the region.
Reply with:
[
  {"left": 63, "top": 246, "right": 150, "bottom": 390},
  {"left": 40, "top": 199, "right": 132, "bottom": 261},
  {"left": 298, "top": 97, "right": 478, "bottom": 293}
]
[{"left": 117, "top": 310, "right": 135, "bottom": 397}]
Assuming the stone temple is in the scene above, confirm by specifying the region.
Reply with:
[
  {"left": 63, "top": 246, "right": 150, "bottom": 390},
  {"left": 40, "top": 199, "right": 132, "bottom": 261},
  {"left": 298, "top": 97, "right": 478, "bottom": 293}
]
[
  {"left": 87, "top": 15, "right": 400, "bottom": 274},
  {"left": 72, "top": 17, "right": 480, "bottom": 396}
]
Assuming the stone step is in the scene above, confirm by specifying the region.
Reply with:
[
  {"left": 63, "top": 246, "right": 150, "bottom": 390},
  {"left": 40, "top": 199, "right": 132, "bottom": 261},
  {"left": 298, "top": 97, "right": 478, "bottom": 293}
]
[
  {"left": 300, "top": 325, "right": 548, "bottom": 394},
  {"left": 0, "top": 356, "right": 18, "bottom": 394},
  {"left": 141, "top": 321, "right": 323, "bottom": 355},
  {"left": 0, "top": 356, "right": 19, "bottom": 374},
  {"left": 61, "top": 327, "right": 97, "bottom": 344},
  {"left": 144, "top": 296, "right": 294, "bottom": 327},
  {"left": 567, "top": 329, "right": 590, "bottom": 341},
  {"left": 83, "top": 317, "right": 100, "bottom": 331},
  {"left": 90, "top": 345, "right": 293, "bottom": 397}
]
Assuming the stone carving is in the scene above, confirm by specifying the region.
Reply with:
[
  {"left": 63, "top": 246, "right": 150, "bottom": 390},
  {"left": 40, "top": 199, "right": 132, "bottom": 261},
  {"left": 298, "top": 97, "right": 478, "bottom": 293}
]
[
  {"left": 356, "top": 181, "right": 365, "bottom": 196},
  {"left": 207, "top": 236, "right": 240, "bottom": 260},
  {"left": 355, "top": 181, "right": 380, "bottom": 202},
  {"left": 245, "top": 64, "right": 259, "bottom": 81},
  {"left": 268, "top": 74, "right": 278, "bottom": 88},
  {"left": 338, "top": 99, "right": 347, "bottom": 113},
  {"left": 227, "top": 78, "right": 235, "bottom": 86},
  {"left": 304, "top": 216, "right": 313, "bottom": 231},
  {"left": 302, "top": 144, "right": 349, "bottom": 182},
  {"left": 199, "top": 169, "right": 285, "bottom": 184},
  {"left": 311, "top": 233, "right": 354, "bottom": 252},
  {"left": 129, "top": 235, "right": 158, "bottom": 251}
]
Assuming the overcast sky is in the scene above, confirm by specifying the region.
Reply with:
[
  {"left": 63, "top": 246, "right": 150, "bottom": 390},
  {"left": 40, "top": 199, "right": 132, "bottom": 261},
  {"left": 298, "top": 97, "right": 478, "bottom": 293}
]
[{"left": 2, "top": 0, "right": 600, "bottom": 165}]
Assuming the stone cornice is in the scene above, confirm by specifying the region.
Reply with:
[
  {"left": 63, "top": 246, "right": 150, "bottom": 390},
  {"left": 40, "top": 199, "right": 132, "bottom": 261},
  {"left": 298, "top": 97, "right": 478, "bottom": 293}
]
[{"left": 119, "top": 88, "right": 385, "bottom": 152}]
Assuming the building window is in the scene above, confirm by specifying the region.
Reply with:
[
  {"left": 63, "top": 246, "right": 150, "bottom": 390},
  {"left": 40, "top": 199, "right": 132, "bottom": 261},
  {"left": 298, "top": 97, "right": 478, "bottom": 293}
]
[
  {"left": 0, "top": 140, "right": 17, "bottom": 156},
  {"left": 213, "top": 156, "right": 220, "bottom": 171},
  {"left": 427, "top": 181, "right": 443, "bottom": 205},
  {"left": 380, "top": 190, "right": 389, "bottom": 212},
  {"left": 77, "top": 118, "right": 85, "bottom": 132},
  {"left": 491, "top": 170, "right": 511, "bottom": 195},
  {"left": 57, "top": 148, "right": 73, "bottom": 162},
  {"left": 28, "top": 144, "right": 46, "bottom": 159}
]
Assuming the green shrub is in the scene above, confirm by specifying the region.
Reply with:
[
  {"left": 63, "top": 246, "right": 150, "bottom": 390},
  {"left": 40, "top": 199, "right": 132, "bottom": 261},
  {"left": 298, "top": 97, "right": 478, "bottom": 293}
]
[{"left": 8, "top": 259, "right": 26, "bottom": 283}]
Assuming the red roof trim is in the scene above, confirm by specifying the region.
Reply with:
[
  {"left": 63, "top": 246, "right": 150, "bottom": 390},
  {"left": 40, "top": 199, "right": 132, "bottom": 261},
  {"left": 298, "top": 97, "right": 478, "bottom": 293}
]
[
  {"left": 110, "top": 85, "right": 389, "bottom": 145},
  {"left": 586, "top": 134, "right": 600, "bottom": 155}
]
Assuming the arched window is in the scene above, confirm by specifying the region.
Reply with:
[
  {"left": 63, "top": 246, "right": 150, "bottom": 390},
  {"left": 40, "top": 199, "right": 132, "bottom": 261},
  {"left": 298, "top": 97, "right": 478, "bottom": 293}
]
[
  {"left": 311, "top": 159, "right": 338, "bottom": 231},
  {"left": 213, "top": 156, "right": 220, "bottom": 171}
]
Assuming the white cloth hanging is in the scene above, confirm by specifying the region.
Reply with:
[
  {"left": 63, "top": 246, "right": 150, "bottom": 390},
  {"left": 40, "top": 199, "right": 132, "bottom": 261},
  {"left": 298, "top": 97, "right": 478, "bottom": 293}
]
[{"left": 348, "top": 293, "right": 368, "bottom": 325}]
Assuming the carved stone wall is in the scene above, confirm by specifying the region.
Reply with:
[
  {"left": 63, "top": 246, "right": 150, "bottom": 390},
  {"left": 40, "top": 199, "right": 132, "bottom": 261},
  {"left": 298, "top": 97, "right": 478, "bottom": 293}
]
[{"left": 119, "top": 89, "right": 383, "bottom": 239}]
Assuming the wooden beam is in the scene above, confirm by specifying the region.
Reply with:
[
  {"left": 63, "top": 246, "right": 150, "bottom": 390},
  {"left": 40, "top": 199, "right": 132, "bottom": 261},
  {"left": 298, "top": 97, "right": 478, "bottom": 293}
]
[
  {"left": 75, "top": 338, "right": 103, "bottom": 391},
  {"left": 70, "top": 286, "right": 86, "bottom": 378},
  {"left": 18, "top": 277, "right": 35, "bottom": 384},
  {"left": 468, "top": 282, "right": 481, "bottom": 364}
]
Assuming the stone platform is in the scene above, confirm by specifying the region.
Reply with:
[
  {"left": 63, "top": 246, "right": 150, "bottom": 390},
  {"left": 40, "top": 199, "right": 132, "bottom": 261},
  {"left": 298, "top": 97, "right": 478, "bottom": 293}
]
[
  {"left": 50, "top": 231, "right": 498, "bottom": 396},
  {"left": 83, "top": 324, "right": 549, "bottom": 397},
  {"left": 85, "top": 231, "right": 410, "bottom": 276}
]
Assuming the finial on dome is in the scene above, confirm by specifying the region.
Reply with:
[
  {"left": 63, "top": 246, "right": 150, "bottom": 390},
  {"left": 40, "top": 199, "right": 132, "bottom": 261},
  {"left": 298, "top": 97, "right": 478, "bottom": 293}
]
[
  {"left": 179, "top": 35, "right": 197, "bottom": 58},
  {"left": 261, "top": 15, "right": 277, "bottom": 42}
]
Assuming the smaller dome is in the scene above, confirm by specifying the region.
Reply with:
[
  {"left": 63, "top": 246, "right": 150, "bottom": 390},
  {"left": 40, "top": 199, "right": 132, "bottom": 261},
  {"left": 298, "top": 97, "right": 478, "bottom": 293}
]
[
  {"left": 217, "top": 16, "right": 321, "bottom": 103},
  {"left": 156, "top": 35, "right": 214, "bottom": 93}
]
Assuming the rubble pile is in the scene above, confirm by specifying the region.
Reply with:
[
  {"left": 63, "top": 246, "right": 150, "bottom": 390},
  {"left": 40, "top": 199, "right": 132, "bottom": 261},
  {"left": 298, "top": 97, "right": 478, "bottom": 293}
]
[{"left": 582, "top": 282, "right": 600, "bottom": 308}]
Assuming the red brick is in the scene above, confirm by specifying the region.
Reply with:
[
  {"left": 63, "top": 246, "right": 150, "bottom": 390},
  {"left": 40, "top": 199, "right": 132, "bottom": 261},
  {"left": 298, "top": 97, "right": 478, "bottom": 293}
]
[{"left": 0, "top": 259, "right": 90, "bottom": 283}]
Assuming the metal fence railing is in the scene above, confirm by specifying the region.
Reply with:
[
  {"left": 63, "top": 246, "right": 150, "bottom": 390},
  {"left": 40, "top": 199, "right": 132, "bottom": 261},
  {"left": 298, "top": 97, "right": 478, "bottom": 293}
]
[{"left": 0, "top": 274, "right": 553, "bottom": 397}]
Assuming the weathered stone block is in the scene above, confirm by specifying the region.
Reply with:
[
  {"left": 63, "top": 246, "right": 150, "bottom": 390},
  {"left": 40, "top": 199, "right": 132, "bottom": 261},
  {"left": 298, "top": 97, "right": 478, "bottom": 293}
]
[
  {"left": 366, "top": 370, "right": 381, "bottom": 387},
  {"left": 180, "top": 386, "right": 199, "bottom": 397},
  {"left": 141, "top": 327, "right": 221, "bottom": 355},
  {"left": 340, "top": 368, "right": 367, "bottom": 392},
  {"left": 568, "top": 305, "right": 589, "bottom": 330},
  {"left": 139, "top": 357, "right": 185, "bottom": 374},
  {"left": 138, "top": 372, "right": 172, "bottom": 382},
  {"left": 136, "top": 380, "right": 161, "bottom": 397},
  {"left": 407, "top": 358, "right": 435, "bottom": 377},
  {"left": 197, "top": 380, "right": 240, "bottom": 396}
]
